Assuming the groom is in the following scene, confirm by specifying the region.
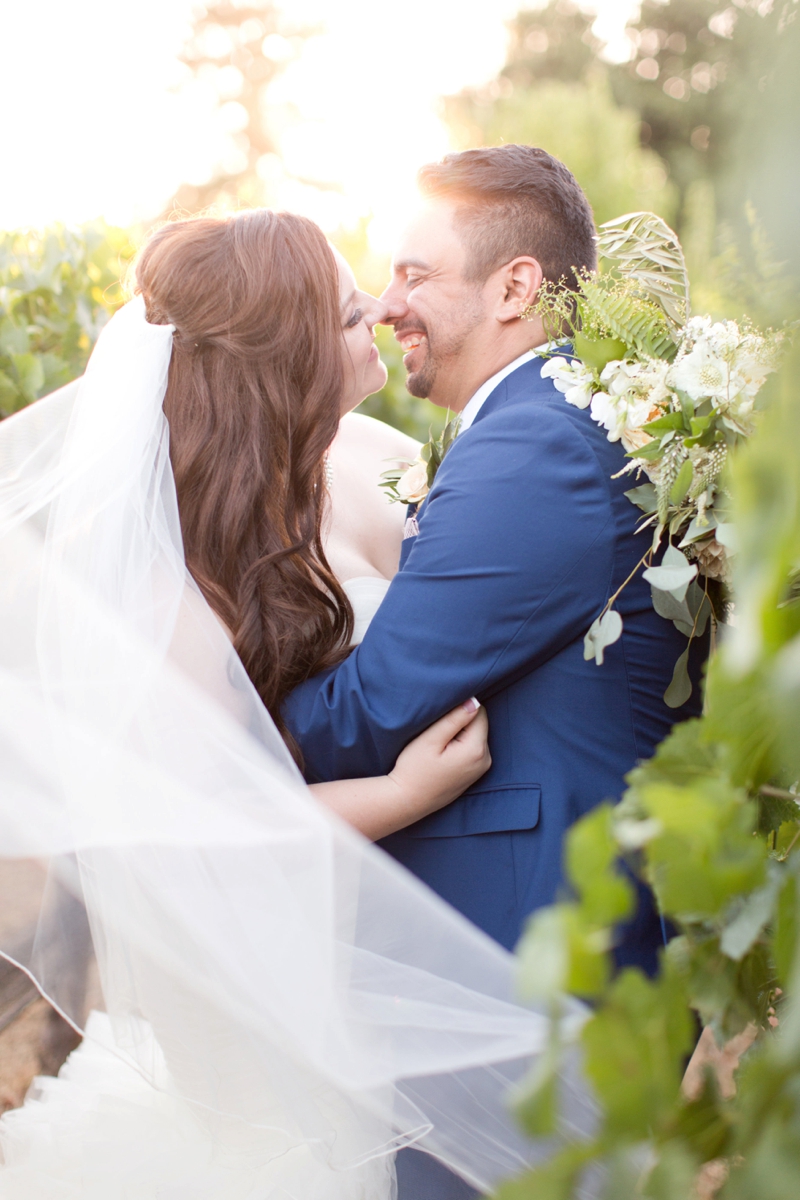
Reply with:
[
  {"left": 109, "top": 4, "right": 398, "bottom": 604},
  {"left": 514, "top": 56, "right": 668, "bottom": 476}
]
[{"left": 285, "top": 145, "right": 702, "bottom": 1196}]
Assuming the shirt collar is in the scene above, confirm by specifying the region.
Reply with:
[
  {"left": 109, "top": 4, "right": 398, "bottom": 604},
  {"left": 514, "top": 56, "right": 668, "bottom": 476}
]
[{"left": 458, "top": 345, "right": 550, "bottom": 432}]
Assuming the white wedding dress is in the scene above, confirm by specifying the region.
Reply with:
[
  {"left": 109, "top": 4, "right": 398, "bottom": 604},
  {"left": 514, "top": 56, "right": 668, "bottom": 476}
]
[
  {"left": 0, "top": 582, "right": 394, "bottom": 1199},
  {"left": 0, "top": 584, "right": 392, "bottom": 1200},
  {"left": 0, "top": 300, "right": 595, "bottom": 1198},
  {"left": 343, "top": 576, "right": 391, "bottom": 646}
]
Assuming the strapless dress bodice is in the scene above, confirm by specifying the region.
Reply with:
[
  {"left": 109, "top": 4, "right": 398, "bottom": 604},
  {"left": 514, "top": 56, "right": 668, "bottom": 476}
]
[{"left": 342, "top": 576, "right": 391, "bottom": 645}]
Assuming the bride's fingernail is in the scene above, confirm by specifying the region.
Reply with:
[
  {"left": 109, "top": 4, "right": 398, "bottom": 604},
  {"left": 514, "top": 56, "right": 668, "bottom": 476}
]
[{"left": 462, "top": 697, "right": 480, "bottom": 713}]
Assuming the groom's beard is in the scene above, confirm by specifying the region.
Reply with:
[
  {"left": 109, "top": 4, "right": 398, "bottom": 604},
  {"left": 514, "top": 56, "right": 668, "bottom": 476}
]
[
  {"left": 398, "top": 299, "right": 485, "bottom": 401},
  {"left": 404, "top": 334, "right": 443, "bottom": 399}
]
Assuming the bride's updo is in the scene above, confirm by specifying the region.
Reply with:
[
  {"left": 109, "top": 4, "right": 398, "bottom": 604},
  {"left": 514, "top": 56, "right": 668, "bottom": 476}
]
[{"left": 135, "top": 209, "right": 352, "bottom": 758}]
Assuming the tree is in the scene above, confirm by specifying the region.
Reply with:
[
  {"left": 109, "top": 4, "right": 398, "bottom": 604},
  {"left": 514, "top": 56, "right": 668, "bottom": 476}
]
[
  {"left": 170, "top": 1, "right": 309, "bottom": 213},
  {"left": 445, "top": 75, "right": 678, "bottom": 228},
  {"left": 607, "top": 0, "right": 782, "bottom": 229},
  {"left": 448, "top": 0, "right": 782, "bottom": 232}
]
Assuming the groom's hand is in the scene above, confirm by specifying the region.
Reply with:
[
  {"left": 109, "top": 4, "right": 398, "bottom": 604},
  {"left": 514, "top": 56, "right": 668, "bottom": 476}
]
[{"left": 386, "top": 700, "right": 491, "bottom": 831}]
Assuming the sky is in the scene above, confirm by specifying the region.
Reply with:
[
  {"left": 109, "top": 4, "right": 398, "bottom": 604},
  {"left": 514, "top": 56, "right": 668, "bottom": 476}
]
[{"left": 0, "top": 0, "right": 640, "bottom": 249}]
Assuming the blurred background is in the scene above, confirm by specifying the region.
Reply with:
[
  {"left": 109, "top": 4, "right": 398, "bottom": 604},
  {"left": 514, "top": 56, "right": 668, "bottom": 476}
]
[{"left": 2, "top": 0, "right": 796, "bottom": 440}]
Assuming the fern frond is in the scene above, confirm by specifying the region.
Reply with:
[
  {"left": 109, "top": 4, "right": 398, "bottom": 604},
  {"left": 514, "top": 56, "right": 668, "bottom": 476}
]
[
  {"left": 578, "top": 275, "right": 678, "bottom": 361},
  {"left": 596, "top": 212, "right": 690, "bottom": 330}
]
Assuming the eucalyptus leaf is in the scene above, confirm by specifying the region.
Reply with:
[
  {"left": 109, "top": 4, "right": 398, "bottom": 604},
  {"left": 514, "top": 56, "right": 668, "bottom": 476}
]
[
  {"left": 715, "top": 523, "right": 737, "bottom": 551},
  {"left": 584, "top": 608, "right": 623, "bottom": 666},
  {"left": 650, "top": 584, "right": 692, "bottom": 625},
  {"left": 687, "top": 586, "right": 711, "bottom": 638},
  {"left": 625, "top": 483, "right": 658, "bottom": 513},
  {"left": 669, "top": 510, "right": 688, "bottom": 537},
  {"left": 643, "top": 544, "right": 697, "bottom": 601},
  {"left": 664, "top": 647, "right": 692, "bottom": 708},
  {"left": 679, "top": 513, "right": 717, "bottom": 547},
  {"left": 671, "top": 584, "right": 710, "bottom": 638}
]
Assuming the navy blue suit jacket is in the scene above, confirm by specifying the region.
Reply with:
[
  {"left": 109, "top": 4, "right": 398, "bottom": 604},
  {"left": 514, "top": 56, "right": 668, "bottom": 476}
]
[{"left": 284, "top": 357, "right": 703, "bottom": 970}]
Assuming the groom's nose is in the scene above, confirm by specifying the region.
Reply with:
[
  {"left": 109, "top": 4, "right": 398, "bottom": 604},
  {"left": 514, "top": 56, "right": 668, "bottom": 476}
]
[{"left": 378, "top": 279, "right": 408, "bottom": 325}]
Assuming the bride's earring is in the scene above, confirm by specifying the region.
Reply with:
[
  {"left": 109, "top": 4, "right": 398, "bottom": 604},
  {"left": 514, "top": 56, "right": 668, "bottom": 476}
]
[{"left": 518, "top": 303, "right": 537, "bottom": 321}]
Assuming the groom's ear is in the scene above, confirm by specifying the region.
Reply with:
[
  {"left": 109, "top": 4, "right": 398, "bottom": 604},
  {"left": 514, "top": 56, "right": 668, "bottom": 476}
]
[{"left": 494, "top": 257, "right": 543, "bottom": 325}]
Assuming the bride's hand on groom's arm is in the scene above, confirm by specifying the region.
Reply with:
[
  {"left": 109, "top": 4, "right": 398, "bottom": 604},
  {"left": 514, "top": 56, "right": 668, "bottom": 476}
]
[{"left": 308, "top": 700, "right": 490, "bottom": 841}]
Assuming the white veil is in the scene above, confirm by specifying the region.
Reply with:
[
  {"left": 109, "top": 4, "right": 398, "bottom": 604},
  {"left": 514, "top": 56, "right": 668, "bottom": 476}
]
[{"left": 0, "top": 298, "right": 594, "bottom": 1194}]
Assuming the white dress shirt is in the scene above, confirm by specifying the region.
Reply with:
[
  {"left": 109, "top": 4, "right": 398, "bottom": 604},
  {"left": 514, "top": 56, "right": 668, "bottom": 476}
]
[{"left": 458, "top": 345, "right": 550, "bottom": 432}]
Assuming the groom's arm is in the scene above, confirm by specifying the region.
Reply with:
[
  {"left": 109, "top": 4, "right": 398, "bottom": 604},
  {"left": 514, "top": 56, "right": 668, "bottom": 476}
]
[{"left": 284, "top": 402, "right": 613, "bottom": 782}]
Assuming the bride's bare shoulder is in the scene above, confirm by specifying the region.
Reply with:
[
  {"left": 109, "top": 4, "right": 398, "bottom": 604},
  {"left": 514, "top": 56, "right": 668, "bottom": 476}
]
[{"left": 335, "top": 411, "right": 419, "bottom": 463}]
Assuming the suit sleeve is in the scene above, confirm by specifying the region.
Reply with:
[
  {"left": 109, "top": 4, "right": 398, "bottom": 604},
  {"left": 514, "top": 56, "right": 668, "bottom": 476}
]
[{"left": 283, "top": 401, "right": 615, "bottom": 782}]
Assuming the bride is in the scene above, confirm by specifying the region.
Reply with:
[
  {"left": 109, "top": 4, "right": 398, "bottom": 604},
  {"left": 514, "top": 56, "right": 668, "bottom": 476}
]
[{"left": 0, "top": 209, "right": 593, "bottom": 1197}]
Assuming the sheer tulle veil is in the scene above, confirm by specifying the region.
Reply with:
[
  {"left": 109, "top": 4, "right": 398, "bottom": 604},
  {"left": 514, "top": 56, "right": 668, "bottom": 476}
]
[{"left": 0, "top": 297, "right": 595, "bottom": 1192}]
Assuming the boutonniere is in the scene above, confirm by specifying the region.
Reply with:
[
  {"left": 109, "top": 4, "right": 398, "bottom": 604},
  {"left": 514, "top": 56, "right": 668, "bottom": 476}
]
[{"left": 379, "top": 414, "right": 461, "bottom": 505}]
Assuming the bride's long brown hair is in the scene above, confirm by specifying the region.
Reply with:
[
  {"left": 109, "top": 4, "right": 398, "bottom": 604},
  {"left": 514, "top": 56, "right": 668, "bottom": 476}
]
[{"left": 135, "top": 210, "right": 353, "bottom": 757}]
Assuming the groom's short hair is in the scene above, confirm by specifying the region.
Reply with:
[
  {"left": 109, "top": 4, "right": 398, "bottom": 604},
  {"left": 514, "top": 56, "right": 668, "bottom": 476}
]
[{"left": 417, "top": 145, "right": 596, "bottom": 290}]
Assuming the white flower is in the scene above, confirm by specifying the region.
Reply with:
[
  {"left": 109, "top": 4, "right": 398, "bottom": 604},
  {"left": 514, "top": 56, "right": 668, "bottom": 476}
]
[
  {"left": 670, "top": 318, "right": 779, "bottom": 434},
  {"left": 736, "top": 350, "right": 772, "bottom": 397},
  {"left": 669, "top": 341, "right": 731, "bottom": 403},
  {"left": 396, "top": 460, "right": 429, "bottom": 504},
  {"left": 590, "top": 358, "right": 669, "bottom": 452},
  {"left": 541, "top": 355, "right": 594, "bottom": 409},
  {"left": 707, "top": 319, "right": 740, "bottom": 358}
]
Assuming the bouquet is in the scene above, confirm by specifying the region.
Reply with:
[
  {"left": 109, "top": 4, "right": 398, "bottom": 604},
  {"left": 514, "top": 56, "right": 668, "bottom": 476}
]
[{"left": 538, "top": 212, "right": 785, "bottom": 705}]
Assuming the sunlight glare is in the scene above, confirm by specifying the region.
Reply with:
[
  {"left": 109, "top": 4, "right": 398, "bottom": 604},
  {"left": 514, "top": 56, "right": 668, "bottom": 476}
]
[{"left": 0, "top": 0, "right": 641, "bottom": 244}]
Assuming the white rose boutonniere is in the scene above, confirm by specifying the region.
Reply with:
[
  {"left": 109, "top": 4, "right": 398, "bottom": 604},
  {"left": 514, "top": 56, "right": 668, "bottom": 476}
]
[
  {"left": 379, "top": 414, "right": 461, "bottom": 506},
  {"left": 396, "top": 460, "right": 430, "bottom": 504}
]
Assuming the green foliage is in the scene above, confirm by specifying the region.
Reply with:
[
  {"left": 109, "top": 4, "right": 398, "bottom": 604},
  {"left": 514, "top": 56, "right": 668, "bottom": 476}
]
[
  {"left": 505, "top": 345, "right": 800, "bottom": 1195},
  {"left": 506, "top": 13, "right": 800, "bottom": 1180},
  {"left": 445, "top": 75, "right": 677, "bottom": 229},
  {"left": 0, "top": 223, "right": 134, "bottom": 417},
  {"left": 0, "top": 216, "right": 439, "bottom": 444},
  {"left": 596, "top": 212, "right": 690, "bottom": 329},
  {"left": 475, "top": 0, "right": 782, "bottom": 226},
  {"left": 575, "top": 273, "right": 678, "bottom": 361},
  {"left": 448, "top": 0, "right": 799, "bottom": 324}
]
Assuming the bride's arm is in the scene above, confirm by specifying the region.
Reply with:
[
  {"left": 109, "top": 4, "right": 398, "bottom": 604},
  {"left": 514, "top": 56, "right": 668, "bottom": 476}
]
[{"left": 309, "top": 701, "right": 490, "bottom": 840}]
